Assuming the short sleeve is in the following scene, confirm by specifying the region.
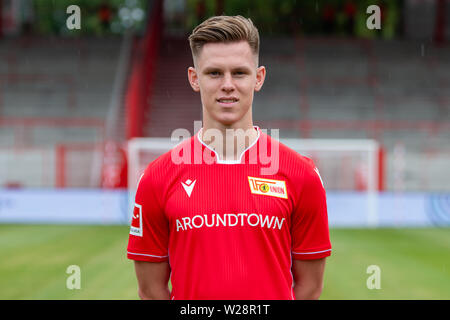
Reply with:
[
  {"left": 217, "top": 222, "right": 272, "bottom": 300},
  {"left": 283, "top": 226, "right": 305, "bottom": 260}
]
[
  {"left": 291, "top": 161, "right": 332, "bottom": 260},
  {"left": 127, "top": 168, "right": 169, "bottom": 262}
]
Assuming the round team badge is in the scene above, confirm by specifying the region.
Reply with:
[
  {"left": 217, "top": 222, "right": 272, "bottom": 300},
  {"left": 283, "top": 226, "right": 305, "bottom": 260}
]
[{"left": 260, "top": 183, "right": 270, "bottom": 193}]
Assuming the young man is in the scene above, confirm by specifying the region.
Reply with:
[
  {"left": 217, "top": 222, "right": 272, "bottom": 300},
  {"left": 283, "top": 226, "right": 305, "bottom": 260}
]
[{"left": 127, "top": 15, "right": 332, "bottom": 300}]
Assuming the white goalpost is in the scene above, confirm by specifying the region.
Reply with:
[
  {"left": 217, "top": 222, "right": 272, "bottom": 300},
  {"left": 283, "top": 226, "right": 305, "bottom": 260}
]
[
  {"left": 127, "top": 137, "right": 381, "bottom": 227},
  {"left": 281, "top": 139, "right": 380, "bottom": 227}
]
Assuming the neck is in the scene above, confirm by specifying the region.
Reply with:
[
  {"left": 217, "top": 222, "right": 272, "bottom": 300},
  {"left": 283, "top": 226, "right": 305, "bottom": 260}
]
[{"left": 201, "top": 121, "right": 258, "bottom": 162}]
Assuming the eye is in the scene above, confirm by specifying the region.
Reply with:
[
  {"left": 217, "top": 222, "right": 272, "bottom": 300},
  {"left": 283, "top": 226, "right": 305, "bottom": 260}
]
[{"left": 209, "top": 71, "right": 220, "bottom": 76}]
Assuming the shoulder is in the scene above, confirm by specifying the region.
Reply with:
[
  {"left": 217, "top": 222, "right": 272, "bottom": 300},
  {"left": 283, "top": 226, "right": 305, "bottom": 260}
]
[
  {"left": 264, "top": 133, "right": 317, "bottom": 174},
  {"left": 138, "top": 136, "right": 194, "bottom": 187},
  {"left": 262, "top": 134, "right": 324, "bottom": 190}
]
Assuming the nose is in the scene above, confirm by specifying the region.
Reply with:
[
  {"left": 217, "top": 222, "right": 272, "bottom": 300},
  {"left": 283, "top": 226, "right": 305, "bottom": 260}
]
[{"left": 221, "top": 73, "right": 235, "bottom": 93}]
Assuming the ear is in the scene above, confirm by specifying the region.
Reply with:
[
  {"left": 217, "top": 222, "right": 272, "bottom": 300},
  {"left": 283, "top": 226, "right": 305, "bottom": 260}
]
[
  {"left": 254, "top": 66, "right": 266, "bottom": 92},
  {"left": 188, "top": 67, "right": 200, "bottom": 92}
]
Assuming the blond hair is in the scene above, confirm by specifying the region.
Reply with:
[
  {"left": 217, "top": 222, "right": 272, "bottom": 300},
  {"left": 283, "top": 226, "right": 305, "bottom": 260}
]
[{"left": 188, "top": 15, "right": 260, "bottom": 62}]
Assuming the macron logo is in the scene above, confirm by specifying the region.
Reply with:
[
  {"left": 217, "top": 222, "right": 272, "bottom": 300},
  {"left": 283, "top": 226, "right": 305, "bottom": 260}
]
[{"left": 181, "top": 179, "right": 196, "bottom": 197}]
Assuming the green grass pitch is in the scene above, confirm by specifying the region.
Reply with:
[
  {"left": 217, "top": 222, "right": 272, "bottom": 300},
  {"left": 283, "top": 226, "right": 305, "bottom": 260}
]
[{"left": 0, "top": 224, "right": 448, "bottom": 299}]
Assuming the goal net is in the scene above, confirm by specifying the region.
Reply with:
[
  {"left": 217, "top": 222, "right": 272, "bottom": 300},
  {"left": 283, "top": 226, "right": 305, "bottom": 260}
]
[{"left": 127, "top": 137, "right": 381, "bottom": 227}]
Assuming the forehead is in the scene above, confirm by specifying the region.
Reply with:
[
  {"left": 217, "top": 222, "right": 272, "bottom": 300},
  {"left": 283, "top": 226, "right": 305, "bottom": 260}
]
[{"left": 195, "top": 41, "right": 257, "bottom": 68}]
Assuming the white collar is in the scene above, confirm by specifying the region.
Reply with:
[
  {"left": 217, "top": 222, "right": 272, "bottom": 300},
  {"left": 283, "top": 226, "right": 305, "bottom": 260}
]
[{"left": 196, "top": 126, "right": 260, "bottom": 164}]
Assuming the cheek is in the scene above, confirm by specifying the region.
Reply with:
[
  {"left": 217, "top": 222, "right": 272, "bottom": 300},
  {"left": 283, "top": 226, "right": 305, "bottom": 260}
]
[
  {"left": 199, "top": 80, "right": 217, "bottom": 97},
  {"left": 240, "top": 92, "right": 255, "bottom": 110},
  {"left": 199, "top": 85, "right": 219, "bottom": 110},
  {"left": 201, "top": 88, "right": 216, "bottom": 104},
  {"left": 238, "top": 82, "right": 256, "bottom": 100},
  {"left": 239, "top": 79, "right": 257, "bottom": 92}
]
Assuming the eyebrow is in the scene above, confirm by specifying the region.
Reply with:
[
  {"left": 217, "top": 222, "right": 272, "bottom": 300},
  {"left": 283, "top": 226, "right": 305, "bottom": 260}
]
[{"left": 202, "top": 66, "right": 253, "bottom": 74}]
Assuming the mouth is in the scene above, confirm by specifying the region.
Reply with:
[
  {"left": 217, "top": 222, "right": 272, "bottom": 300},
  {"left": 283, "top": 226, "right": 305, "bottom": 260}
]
[{"left": 216, "top": 97, "right": 239, "bottom": 106}]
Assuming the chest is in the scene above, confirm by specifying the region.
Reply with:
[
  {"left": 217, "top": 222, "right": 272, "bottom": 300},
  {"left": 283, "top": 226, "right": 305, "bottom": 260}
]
[{"left": 163, "top": 165, "right": 294, "bottom": 225}]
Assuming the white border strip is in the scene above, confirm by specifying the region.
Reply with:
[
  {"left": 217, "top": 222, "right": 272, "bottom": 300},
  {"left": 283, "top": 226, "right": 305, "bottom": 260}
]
[
  {"left": 127, "top": 251, "right": 169, "bottom": 258},
  {"left": 292, "top": 249, "right": 332, "bottom": 255}
]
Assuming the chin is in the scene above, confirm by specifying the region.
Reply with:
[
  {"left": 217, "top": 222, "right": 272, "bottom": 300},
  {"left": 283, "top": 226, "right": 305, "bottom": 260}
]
[{"left": 214, "top": 114, "right": 243, "bottom": 127}]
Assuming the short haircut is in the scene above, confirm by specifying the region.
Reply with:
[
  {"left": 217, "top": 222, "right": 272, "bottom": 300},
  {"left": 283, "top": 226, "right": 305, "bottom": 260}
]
[{"left": 188, "top": 15, "right": 260, "bottom": 64}]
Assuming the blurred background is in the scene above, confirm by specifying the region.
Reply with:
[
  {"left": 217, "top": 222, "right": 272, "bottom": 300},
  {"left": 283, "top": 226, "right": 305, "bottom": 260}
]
[{"left": 0, "top": 0, "right": 448, "bottom": 299}]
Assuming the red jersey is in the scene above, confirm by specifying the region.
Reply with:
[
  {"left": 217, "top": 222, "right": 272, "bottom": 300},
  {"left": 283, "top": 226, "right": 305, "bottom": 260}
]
[{"left": 127, "top": 127, "right": 332, "bottom": 300}]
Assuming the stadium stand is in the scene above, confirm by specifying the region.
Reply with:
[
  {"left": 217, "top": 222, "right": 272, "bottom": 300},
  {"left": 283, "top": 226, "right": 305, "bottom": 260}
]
[
  {"left": 1, "top": 1, "right": 448, "bottom": 192},
  {"left": 0, "top": 37, "right": 124, "bottom": 187},
  {"left": 144, "top": 36, "right": 200, "bottom": 138}
]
